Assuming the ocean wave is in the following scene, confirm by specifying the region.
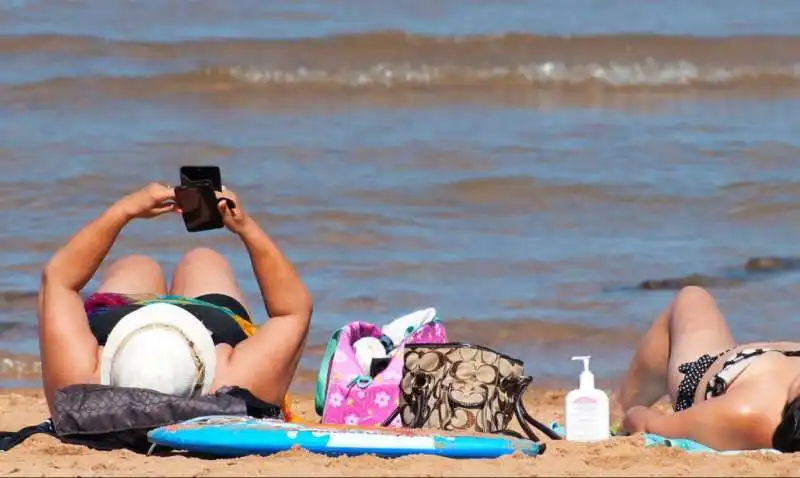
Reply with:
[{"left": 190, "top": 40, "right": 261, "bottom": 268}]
[
  {"left": 351, "top": 177, "right": 694, "bottom": 215},
  {"left": 1, "top": 31, "right": 799, "bottom": 64},
  {"left": 2, "top": 60, "right": 798, "bottom": 107},
  {"left": 222, "top": 61, "right": 800, "bottom": 89},
  {"left": 0, "top": 351, "right": 40, "bottom": 380},
  {"left": 1, "top": 32, "right": 800, "bottom": 100}
]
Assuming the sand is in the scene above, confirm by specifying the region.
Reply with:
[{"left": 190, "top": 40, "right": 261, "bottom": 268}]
[{"left": 2, "top": 389, "right": 799, "bottom": 477}]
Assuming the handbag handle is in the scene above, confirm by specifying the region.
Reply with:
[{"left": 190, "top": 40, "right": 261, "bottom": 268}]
[
  {"left": 380, "top": 384, "right": 428, "bottom": 428},
  {"left": 513, "top": 376, "right": 563, "bottom": 441},
  {"left": 381, "top": 406, "right": 400, "bottom": 427}
]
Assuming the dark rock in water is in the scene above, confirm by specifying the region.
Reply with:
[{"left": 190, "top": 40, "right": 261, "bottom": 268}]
[
  {"left": 744, "top": 256, "right": 800, "bottom": 272},
  {"left": 637, "top": 273, "right": 742, "bottom": 291},
  {"left": 635, "top": 256, "right": 800, "bottom": 292}
]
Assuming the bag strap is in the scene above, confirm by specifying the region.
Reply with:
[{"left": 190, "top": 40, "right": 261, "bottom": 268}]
[
  {"left": 315, "top": 328, "right": 343, "bottom": 416},
  {"left": 381, "top": 407, "right": 401, "bottom": 427},
  {"left": 513, "top": 376, "right": 563, "bottom": 441},
  {"left": 220, "top": 387, "right": 283, "bottom": 419},
  {"left": 0, "top": 419, "right": 55, "bottom": 452},
  {"left": 380, "top": 388, "right": 427, "bottom": 428}
]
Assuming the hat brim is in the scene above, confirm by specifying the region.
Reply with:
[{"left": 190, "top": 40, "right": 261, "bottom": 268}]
[{"left": 100, "top": 302, "right": 217, "bottom": 396}]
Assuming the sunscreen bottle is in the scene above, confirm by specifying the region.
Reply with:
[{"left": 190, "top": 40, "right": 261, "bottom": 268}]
[{"left": 565, "top": 355, "right": 610, "bottom": 442}]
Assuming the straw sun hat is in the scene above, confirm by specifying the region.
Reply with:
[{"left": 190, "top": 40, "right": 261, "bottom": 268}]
[{"left": 100, "top": 303, "right": 217, "bottom": 397}]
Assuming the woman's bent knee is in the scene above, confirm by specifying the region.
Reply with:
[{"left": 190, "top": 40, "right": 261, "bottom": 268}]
[
  {"left": 670, "top": 285, "right": 729, "bottom": 334},
  {"left": 171, "top": 247, "right": 242, "bottom": 300},
  {"left": 98, "top": 254, "right": 166, "bottom": 294},
  {"left": 672, "top": 286, "right": 720, "bottom": 315},
  {"left": 104, "top": 254, "right": 163, "bottom": 279},
  {"left": 675, "top": 285, "right": 713, "bottom": 302},
  {"left": 177, "top": 247, "right": 230, "bottom": 268}
]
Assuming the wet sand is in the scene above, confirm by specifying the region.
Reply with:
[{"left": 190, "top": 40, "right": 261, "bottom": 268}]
[{"left": 1, "top": 388, "right": 798, "bottom": 477}]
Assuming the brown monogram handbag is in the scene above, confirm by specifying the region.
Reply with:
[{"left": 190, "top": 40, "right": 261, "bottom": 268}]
[{"left": 382, "top": 343, "right": 562, "bottom": 443}]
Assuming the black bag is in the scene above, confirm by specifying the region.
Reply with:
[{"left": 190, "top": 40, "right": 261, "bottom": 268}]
[{"left": 0, "top": 383, "right": 282, "bottom": 453}]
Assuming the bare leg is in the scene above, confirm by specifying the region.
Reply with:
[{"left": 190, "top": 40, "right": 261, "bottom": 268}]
[
  {"left": 169, "top": 248, "right": 306, "bottom": 405},
  {"left": 664, "top": 286, "right": 736, "bottom": 397},
  {"left": 97, "top": 254, "right": 167, "bottom": 296},
  {"left": 614, "top": 299, "right": 674, "bottom": 415},
  {"left": 169, "top": 247, "right": 250, "bottom": 314},
  {"left": 615, "top": 286, "right": 736, "bottom": 413}
]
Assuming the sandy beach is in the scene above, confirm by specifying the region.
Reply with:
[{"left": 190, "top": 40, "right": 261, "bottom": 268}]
[{"left": 1, "top": 388, "right": 798, "bottom": 477}]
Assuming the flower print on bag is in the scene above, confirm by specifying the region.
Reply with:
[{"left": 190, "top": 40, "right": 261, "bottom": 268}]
[
  {"left": 329, "top": 391, "right": 344, "bottom": 408},
  {"left": 374, "top": 391, "right": 391, "bottom": 408},
  {"left": 345, "top": 414, "right": 360, "bottom": 425}
]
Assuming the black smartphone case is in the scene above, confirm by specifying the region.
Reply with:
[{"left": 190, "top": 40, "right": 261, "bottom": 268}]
[
  {"left": 176, "top": 184, "right": 224, "bottom": 233},
  {"left": 180, "top": 166, "right": 222, "bottom": 191}
]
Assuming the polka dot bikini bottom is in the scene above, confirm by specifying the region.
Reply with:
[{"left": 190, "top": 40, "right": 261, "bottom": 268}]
[{"left": 674, "top": 352, "right": 724, "bottom": 412}]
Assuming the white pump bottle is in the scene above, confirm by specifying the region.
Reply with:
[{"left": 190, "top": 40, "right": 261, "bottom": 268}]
[{"left": 565, "top": 355, "right": 610, "bottom": 442}]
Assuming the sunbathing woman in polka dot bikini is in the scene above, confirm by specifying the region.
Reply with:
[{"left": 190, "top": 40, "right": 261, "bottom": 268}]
[{"left": 615, "top": 286, "right": 800, "bottom": 452}]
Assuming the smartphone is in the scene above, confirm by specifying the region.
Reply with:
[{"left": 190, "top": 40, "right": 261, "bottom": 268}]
[
  {"left": 180, "top": 166, "right": 222, "bottom": 191},
  {"left": 174, "top": 183, "right": 224, "bottom": 232}
]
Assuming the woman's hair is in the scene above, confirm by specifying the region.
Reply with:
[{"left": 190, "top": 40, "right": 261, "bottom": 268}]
[{"left": 773, "top": 396, "right": 800, "bottom": 452}]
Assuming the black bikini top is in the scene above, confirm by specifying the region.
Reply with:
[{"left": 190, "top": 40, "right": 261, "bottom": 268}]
[{"left": 705, "top": 348, "right": 800, "bottom": 400}]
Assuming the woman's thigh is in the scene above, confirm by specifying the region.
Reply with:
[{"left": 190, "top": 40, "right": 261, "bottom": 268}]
[
  {"left": 169, "top": 247, "right": 251, "bottom": 315},
  {"left": 666, "top": 286, "right": 736, "bottom": 396}
]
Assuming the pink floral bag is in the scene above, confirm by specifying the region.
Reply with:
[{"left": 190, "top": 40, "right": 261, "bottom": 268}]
[{"left": 315, "top": 310, "right": 446, "bottom": 427}]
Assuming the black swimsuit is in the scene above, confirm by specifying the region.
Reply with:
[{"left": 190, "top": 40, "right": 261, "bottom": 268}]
[{"left": 87, "top": 293, "right": 252, "bottom": 347}]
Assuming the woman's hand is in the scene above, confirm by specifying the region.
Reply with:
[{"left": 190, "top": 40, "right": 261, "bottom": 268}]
[
  {"left": 116, "top": 183, "right": 176, "bottom": 220},
  {"left": 622, "top": 405, "right": 659, "bottom": 434},
  {"left": 215, "top": 186, "right": 250, "bottom": 234}
]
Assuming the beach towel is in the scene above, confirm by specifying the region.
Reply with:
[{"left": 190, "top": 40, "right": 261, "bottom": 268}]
[{"left": 548, "top": 422, "right": 781, "bottom": 455}]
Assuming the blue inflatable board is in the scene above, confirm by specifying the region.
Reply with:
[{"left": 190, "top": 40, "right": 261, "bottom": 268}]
[{"left": 148, "top": 416, "right": 544, "bottom": 459}]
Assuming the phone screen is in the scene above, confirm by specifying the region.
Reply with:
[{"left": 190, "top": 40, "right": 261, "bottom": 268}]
[
  {"left": 180, "top": 166, "right": 222, "bottom": 191},
  {"left": 174, "top": 184, "right": 223, "bottom": 232}
]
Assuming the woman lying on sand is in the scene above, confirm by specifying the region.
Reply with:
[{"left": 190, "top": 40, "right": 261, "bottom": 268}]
[
  {"left": 38, "top": 183, "right": 312, "bottom": 415},
  {"left": 616, "top": 286, "right": 800, "bottom": 451}
]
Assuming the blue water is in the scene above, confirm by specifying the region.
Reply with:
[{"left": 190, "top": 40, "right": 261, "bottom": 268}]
[
  {"left": 1, "top": 0, "right": 798, "bottom": 40},
  {"left": 1, "top": 1, "right": 800, "bottom": 384}
]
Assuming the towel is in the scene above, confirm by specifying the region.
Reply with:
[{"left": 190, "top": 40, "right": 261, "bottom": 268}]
[
  {"left": 548, "top": 422, "right": 781, "bottom": 455},
  {"left": 381, "top": 307, "right": 438, "bottom": 346}
]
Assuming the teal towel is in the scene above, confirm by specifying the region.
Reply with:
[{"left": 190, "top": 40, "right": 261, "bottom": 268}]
[
  {"left": 643, "top": 434, "right": 780, "bottom": 455},
  {"left": 548, "top": 422, "right": 780, "bottom": 455},
  {"left": 642, "top": 434, "right": 714, "bottom": 453}
]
